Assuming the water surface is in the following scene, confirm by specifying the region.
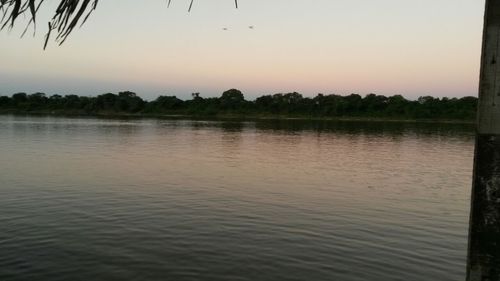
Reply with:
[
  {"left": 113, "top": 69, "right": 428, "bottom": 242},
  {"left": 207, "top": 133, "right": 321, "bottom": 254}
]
[{"left": 0, "top": 115, "right": 474, "bottom": 281}]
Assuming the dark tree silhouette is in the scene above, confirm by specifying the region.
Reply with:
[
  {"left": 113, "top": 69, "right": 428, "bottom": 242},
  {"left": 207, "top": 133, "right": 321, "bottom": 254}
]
[{"left": 0, "top": 89, "right": 478, "bottom": 120}]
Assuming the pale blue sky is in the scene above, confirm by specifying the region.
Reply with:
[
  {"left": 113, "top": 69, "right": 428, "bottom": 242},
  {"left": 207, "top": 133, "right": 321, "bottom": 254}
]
[{"left": 0, "top": 0, "right": 485, "bottom": 100}]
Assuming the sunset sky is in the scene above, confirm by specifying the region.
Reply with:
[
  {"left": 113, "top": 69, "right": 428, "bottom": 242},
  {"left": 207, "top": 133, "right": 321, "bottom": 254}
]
[{"left": 0, "top": 0, "right": 485, "bottom": 100}]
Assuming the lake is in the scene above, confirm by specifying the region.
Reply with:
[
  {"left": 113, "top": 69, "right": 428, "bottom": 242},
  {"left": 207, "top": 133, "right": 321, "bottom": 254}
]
[{"left": 0, "top": 115, "right": 474, "bottom": 281}]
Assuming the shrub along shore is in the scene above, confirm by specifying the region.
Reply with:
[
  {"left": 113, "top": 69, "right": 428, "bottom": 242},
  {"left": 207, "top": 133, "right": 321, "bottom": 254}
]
[{"left": 0, "top": 89, "right": 477, "bottom": 122}]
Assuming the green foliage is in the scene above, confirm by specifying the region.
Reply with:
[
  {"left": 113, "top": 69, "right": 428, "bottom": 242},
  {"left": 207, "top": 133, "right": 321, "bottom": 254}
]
[
  {"left": 220, "top": 89, "right": 244, "bottom": 110},
  {"left": 145, "top": 95, "right": 183, "bottom": 113},
  {"left": 0, "top": 89, "right": 478, "bottom": 120}
]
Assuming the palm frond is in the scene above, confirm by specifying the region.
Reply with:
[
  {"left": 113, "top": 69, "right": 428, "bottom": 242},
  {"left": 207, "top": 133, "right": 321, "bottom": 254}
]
[
  {"left": 0, "top": 0, "right": 99, "bottom": 48},
  {"left": 0, "top": 0, "right": 239, "bottom": 49}
]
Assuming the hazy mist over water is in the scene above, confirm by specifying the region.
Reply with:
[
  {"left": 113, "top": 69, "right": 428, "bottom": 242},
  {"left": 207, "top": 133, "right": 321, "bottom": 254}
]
[{"left": 0, "top": 115, "right": 474, "bottom": 281}]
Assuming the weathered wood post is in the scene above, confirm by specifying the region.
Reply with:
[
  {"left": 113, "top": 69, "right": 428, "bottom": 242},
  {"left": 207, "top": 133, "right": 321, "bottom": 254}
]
[{"left": 467, "top": 1, "right": 500, "bottom": 280}]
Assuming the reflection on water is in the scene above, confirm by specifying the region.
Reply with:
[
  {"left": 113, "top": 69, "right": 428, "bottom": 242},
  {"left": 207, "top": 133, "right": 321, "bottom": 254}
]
[{"left": 0, "top": 115, "right": 474, "bottom": 281}]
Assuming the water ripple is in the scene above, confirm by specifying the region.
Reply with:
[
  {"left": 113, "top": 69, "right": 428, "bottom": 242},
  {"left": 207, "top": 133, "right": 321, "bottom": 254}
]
[{"left": 0, "top": 116, "right": 473, "bottom": 281}]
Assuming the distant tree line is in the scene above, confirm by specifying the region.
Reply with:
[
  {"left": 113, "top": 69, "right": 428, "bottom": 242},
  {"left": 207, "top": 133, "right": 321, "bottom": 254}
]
[{"left": 0, "top": 89, "right": 478, "bottom": 120}]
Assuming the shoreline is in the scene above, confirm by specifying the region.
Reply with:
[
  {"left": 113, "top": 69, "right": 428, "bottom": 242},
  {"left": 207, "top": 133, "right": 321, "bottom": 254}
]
[{"left": 0, "top": 111, "right": 475, "bottom": 125}]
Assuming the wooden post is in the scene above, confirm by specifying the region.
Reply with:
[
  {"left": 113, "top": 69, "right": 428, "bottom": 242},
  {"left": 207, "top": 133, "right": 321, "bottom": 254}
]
[{"left": 467, "top": 1, "right": 500, "bottom": 280}]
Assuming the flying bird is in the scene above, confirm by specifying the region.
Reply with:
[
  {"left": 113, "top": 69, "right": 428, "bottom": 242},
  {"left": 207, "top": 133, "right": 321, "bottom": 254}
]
[{"left": 248, "top": 26, "right": 255, "bottom": 29}]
